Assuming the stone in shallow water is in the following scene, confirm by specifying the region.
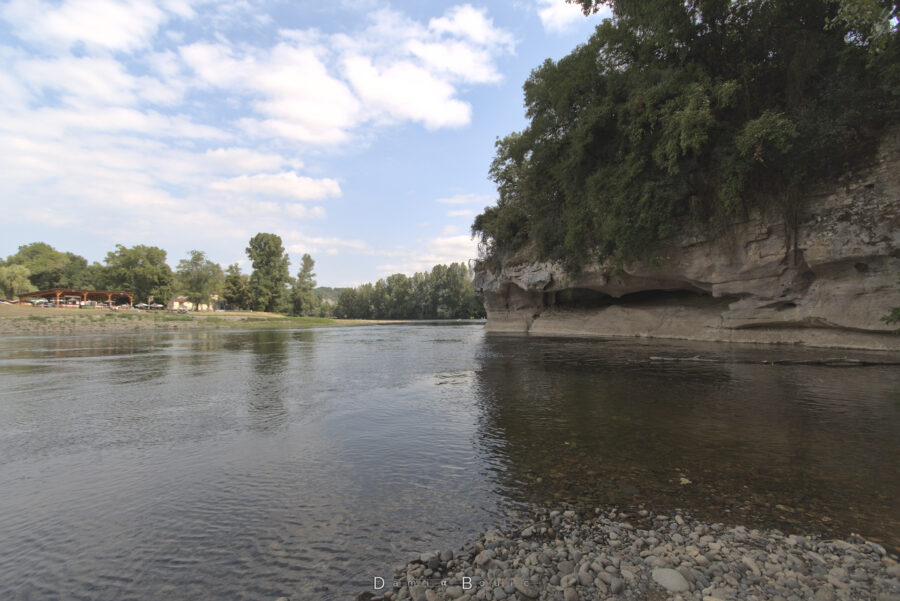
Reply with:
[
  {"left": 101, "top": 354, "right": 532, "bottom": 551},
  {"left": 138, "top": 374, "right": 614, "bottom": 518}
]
[{"left": 651, "top": 568, "right": 690, "bottom": 592}]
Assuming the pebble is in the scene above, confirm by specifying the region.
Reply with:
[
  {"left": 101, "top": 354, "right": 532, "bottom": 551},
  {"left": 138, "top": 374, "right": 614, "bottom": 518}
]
[
  {"left": 513, "top": 576, "right": 539, "bottom": 598},
  {"left": 652, "top": 567, "right": 691, "bottom": 592},
  {"left": 361, "top": 506, "right": 900, "bottom": 601}
]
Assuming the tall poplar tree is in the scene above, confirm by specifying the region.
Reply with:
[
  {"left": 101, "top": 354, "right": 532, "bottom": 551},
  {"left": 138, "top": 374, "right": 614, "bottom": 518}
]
[
  {"left": 246, "top": 233, "right": 291, "bottom": 313},
  {"left": 290, "top": 253, "right": 318, "bottom": 316}
]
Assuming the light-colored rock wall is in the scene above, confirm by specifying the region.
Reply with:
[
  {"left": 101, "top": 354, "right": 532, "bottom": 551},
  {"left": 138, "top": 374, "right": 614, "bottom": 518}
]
[{"left": 474, "top": 129, "right": 900, "bottom": 350}]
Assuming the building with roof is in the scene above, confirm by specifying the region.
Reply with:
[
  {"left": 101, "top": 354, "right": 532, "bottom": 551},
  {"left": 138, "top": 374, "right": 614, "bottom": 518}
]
[{"left": 17, "top": 288, "right": 134, "bottom": 307}]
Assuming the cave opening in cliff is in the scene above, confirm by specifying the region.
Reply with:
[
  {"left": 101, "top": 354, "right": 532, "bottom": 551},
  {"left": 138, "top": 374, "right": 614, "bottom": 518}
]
[
  {"left": 549, "top": 288, "right": 615, "bottom": 309},
  {"left": 550, "top": 287, "right": 719, "bottom": 310}
]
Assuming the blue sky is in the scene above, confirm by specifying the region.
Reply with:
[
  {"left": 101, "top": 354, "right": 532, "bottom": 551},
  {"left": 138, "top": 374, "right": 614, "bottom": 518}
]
[{"left": 0, "top": 0, "right": 609, "bottom": 286}]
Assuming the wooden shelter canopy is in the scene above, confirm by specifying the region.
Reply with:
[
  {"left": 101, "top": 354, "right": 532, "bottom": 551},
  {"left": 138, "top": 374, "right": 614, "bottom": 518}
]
[{"left": 18, "top": 288, "right": 134, "bottom": 306}]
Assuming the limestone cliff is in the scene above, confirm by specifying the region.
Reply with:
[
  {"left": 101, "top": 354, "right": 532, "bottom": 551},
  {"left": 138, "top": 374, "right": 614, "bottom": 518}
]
[{"left": 474, "top": 129, "right": 900, "bottom": 350}]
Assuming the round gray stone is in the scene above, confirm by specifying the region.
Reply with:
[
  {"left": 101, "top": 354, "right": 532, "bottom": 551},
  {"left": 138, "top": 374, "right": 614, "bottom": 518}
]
[{"left": 651, "top": 568, "right": 690, "bottom": 593}]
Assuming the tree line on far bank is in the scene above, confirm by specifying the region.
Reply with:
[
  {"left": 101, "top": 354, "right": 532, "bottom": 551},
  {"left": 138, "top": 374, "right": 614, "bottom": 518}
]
[
  {"left": 333, "top": 263, "right": 485, "bottom": 320},
  {"left": 0, "top": 235, "right": 485, "bottom": 319}
]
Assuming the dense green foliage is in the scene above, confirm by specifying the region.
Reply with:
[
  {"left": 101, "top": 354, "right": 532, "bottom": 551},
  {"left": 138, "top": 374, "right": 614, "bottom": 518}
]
[
  {"left": 4, "top": 242, "right": 97, "bottom": 290},
  {"left": 474, "top": 0, "right": 900, "bottom": 270},
  {"left": 0, "top": 264, "right": 37, "bottom": 298},
  {"left": 222, "top": 263, "right": 252, "bottom": 309},
  {"left": 333, "top": 263, "right": 485, "bottom": 320},
  {"left": 3, "top": 239, "right": 488, "bottom": 319},
  {"left": 246, "top": 233, "right": 291, "bottom": 313},
  {"left": 290, "top": 253, "right": 319, "bottom": 316},
  {"left": 176, "top": 250, "right": 225, "bottom": 309},
  {"left": 103, "top": 244, "right": 175, "bottom": 304}
]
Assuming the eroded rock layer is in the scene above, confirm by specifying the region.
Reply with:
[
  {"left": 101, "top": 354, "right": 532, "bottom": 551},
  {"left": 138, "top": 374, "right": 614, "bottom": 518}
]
[{"left": 474, "top": 130, "right": 900, "bottom": 350}]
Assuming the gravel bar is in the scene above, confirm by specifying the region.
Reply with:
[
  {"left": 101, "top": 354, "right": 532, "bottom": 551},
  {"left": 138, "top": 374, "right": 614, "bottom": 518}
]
[{"left": 358, "top": 505, "right": 900, "bottom": 601}]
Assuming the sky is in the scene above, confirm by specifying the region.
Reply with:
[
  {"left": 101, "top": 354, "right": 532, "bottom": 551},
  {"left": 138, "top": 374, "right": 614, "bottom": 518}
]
[{"left": 0, "top": 0, "right": 610, "bottom": 287}]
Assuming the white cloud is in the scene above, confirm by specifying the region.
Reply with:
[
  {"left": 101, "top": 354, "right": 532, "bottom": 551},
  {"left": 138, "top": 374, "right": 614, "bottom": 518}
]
[
  {"left": 429, "top": 4, "right": 514, "bottom": 50},
  {"left": 180, "top": 40, "right": 364, "bottom": 145},
  {"left": 16, "top": 54, "right": 181, "bottom": 107},
  {"left": 21, "top": 206, "right": 82, "bottom": 228},
  {"left": 2, "top": 0, "right": 174, "bottom": 52},
  {"left": 5, "top": 106, "right": 229, "bottom": 140},
  {"left": 537, "top": 0, "right": 610, "bottom": 33},
  {"left": 447, "top": 209, "right": 476, "bottom": 217},
  {"left": 178, "top": 42, "right": 246, "bottom": 87},
  {"left": 286, "top": 233, "right": 368, "bottom": 258},
  {"left": 203, "top": 147, "right": 302, "bottom": 173},
  {"left": 219, "top": 198, "right": 327, "bottom": 221},
  {"left": 343, "top": 55, "right": 470, "bottom": 129},
  {"left": 406, "top": 39, "right": 500, "bottom": 84},
  {"left": 0, "top": 2, "right": 514, "bottom": 280},
  {"left": 178, "top": 5, "right": 515, "bottom": 143},
  {"left": 435, "top": 192, "right": 492, "bottom": 204},
  {"left": 376, "top": 234, "right": 477, "bottom": 274},
  {"left": 251, "top": 43, "right": 363, "bottom": 145},
  {"left": 210, "top": 172, "right": 341, "bottom": 201},
  {"left": 285, "top": 204, "right": 327, "bottom": 220}
]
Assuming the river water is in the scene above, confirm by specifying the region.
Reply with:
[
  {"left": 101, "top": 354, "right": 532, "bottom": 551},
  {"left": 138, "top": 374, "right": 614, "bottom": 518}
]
[{"left": 0, "top": 325, "right": 898, "bottom": 600}]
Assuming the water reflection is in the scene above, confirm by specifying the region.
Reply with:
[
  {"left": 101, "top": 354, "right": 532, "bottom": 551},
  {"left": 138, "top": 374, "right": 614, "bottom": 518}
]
[
  {"left": 247, "top": 330, "right": 293, "bottom": 432},
  {"left": 472, "top": 335, "right": 900, "bottom": 549},
  {"left": 0, "top": 325, "right": 897, "bottom": 601}
]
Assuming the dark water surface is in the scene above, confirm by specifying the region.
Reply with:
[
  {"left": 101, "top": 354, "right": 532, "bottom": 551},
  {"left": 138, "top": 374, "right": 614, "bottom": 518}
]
[{"left": 0, "top": 325, "right": 898, "bottom": 600}]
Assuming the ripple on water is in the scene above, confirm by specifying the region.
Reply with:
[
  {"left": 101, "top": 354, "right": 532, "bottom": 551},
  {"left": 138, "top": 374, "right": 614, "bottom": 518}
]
[{"left": 0, "top": 327, "right": 898, "bottom": 600}]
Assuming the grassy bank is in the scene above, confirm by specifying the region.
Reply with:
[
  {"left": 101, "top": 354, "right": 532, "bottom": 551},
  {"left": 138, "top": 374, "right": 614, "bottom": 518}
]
[{"left": 0, "top": 304, "right": 387, "bottom": 336}]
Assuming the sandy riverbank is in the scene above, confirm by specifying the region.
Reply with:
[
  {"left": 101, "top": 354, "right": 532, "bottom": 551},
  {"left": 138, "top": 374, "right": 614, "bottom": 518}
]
[
  {"left": 0, "top": 304, "right": 392, "bottom": 336},
  {"left": 369, "top": 506, "right": 900, "bottom": 601}
]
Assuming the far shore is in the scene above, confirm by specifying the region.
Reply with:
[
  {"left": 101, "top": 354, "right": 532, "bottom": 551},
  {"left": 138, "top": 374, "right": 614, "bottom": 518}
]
[{"left": 0, "top": 304, "right": 417, "bottom": 336}]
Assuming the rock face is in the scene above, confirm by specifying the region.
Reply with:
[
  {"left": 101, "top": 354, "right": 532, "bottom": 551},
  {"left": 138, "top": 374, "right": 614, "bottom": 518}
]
[{"left": 474, "top": 129, "right": 900, "bottom": 351}]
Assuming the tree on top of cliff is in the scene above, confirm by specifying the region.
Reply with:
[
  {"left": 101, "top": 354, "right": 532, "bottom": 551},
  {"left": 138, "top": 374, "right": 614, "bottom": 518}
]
[{"left": 472, "top": 0, "right": 900, "bottom": 270}]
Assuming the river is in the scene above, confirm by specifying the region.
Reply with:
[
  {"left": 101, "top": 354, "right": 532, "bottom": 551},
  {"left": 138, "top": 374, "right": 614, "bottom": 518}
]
[{"left": 0, "top": 325, "right": 897, "bottom": 600}]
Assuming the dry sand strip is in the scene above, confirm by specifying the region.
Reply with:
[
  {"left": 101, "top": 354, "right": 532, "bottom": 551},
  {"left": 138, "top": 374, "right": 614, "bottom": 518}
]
[{"left": 360, "top": 506, "right": 900, "bottom": 601}]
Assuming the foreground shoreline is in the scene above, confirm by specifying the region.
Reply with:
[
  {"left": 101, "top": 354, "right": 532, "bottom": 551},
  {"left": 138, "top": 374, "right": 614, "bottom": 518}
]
[{"left": 366, "top": 506, "right": 900, "bottom": 601}]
